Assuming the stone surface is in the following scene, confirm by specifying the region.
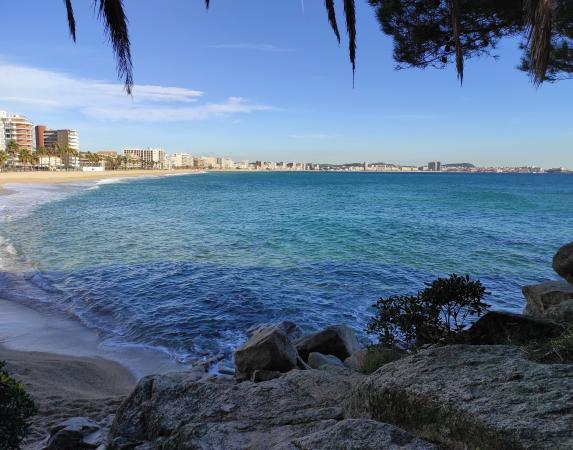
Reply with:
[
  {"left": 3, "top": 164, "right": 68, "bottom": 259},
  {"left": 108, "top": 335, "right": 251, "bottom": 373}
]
[
  {"left": 246, "top": 320, "right": 304, "bottom": 341},
  {"left": 274, "top": 419, "right": 437, "bottom": 450},
  {"left": 234, "top": 327, "right": 299, "bottom": 381},
  {"left": 522, "top": 280, "right": 573, "bottom": 323},
  {"left": 294, "top": 325, "right": 362, "bottom": 362},
  {"left": 462, "top": 310, "right": 564, "bottom": 345},
  {"left": 308, "top": 352, "right": 346, "bottom": 369},
  {"left": 345, "top": 345, "right": 573, "bottom": 450},
  {"left": 344, "top": 348, "right": 368, "bottom": 371},
  {"left": 553, "top": 241, "right": 573, "bottom": 283},
  {"left": 41, "top": 417, "right": 103, "bottom": 450},
  {"left": 251, "top": 369, "right": 281, "bottom": 382},
  {"left": 109, "top": 368, "right": 365, "bottom": 450}
]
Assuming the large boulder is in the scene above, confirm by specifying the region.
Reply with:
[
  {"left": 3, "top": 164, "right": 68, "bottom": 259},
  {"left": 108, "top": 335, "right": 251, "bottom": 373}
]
[
  {"left": 522, "top": 280, "right": 573, "bottom": 323},
  {"left": 274, "top": 419, "right": 437, "bottom": 450},
  {"left": 553, "top": 241, "right": 573, "bottom": 284},
  {"left": 294, "top": 325, "right": 362, "bottom": 362},
  {"left": 308, "top": 352, "right": 346, "bottom": 370},
  {"left": 345, "top": 345, "right": 573, "bottom": 450},
  {"left": 108, "top": 368, "right": 366, "bottom": 449},
  {"left": 234, "top": 327, "right": 299, "bottom": 381},
  {"left": 462, "top": 310, "right": 564, "bottom": 345},
  {"left": 40, "top": 417, "right": 103, "bottom": 450},
  {"left": 246, "top": 320, "right": 304, "bottom": 341}
]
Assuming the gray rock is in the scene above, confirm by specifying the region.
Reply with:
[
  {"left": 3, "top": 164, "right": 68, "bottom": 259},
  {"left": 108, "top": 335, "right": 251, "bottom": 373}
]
[
  {"left": 553, "top": 241, "right": 573, "bottom": 283},
  {"left": 273, "top": 419, "right": 437, "bottom": 450},
  {"left": 41, "top": 417, "right": 103, "bottom": 450},
  {"left": 251, "top": 369, "right": 281, "bottom": 382},
  {"left": 295, "top": 324, "right": 362, "bottom": 362},
  {"left": 246, "top": 320, "right": 304, "bottom": 341},
  {"left": 344, "top": 348, "right": 368, "bottom": 371},
  {"left": 522, "top": 280, "right": 573, "bottom": 323},
  {"left": 234, "top": 327, "right": 299, "bottom": 381},
  {"left": 109, "top": 368, "right": 364, "bottom": 450},
  {"left": 308, "top": 352, "right": 346, "bottom": 369},
  {"left": 345, "top": 345, "right": 573, "bottom": 450},
  {"left": 462, "top": 310, "right": 564, "bottom": 345},
  {"left": 218, "top": 365, "right": 235, "bottom": 376}
]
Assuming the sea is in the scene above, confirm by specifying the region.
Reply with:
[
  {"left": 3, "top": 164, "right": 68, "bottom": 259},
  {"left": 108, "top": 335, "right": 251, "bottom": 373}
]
[{"left": 1, "top": 172, "right": 572, "bottom": 376}]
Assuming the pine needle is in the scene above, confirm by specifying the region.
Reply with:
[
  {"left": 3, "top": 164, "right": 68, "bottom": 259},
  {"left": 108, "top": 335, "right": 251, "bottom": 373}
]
[
  {"left": 205, "top": 0, "right": 210, "bottom": 9},
  {"left": 525, "top": 0, "right": 554, "bottom": 86},
  {"left": 447, "top": 0, "right": 464, "bottom": 84},
  {"left": 96, "top": 0, "right": 133, "bottom": 94},
  {"left": 343, "top": 0, "right": 357, "bottom": 85},
  {"left": 325, "top": 0, "right": 341, "bottom": 43},
  {"left": 64, "top": 0, "right": 77, "bottom": 42}
]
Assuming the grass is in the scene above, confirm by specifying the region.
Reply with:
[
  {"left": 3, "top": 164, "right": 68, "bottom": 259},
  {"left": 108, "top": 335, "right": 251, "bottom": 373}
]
[
  {"left": 361, "top": 345, "right": 405, "bottom": 375},
  {"left": 525, "top": 325, "right": 573, "bottom": 363}
]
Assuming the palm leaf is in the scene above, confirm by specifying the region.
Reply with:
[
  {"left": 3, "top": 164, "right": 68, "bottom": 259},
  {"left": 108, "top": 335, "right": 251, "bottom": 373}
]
[
  {"left": 525, "top": 0, "right": 554, "bottom": 85},
  {"left": 96, "top": 0, "right": 133, "bottom": 94},
  {"left": 447, "top": 0, "right": 464, "bottom": 84},
  {"left": 343, "top": 0, "right": 356, "bottom": 84},
  {"left": 64, "top": 0, "right": 77, "bottom": 41},
  {"left": 325, "top": 0, "right": 341, "bottom": 43}
]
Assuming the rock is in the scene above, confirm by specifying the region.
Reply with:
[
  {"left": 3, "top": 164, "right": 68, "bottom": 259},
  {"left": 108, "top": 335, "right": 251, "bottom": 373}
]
[
  {"left": 553, "top": 241, "right": 573, "bottom": 283},
  {"left": 251, "top": 369, "right": 282, "bottom": 382},
  {"left": 274, "top": 419, "right": 437, "bottom": 450},
  {"left": 41, "top": 417, "right": 103, "bottom": 450},
  {"left": 522, "top": 280, "right": 573, "bottom": 323},
  {"left": 345, "top": 345, "right": 573, "bottom": 450},
  {"left": 218, "top": 365, "right": 235, "bottom": 376},
  {"left": 246, "top": 320, "right": 304, "bottom": 341},
  {"left": 344, "top": 348, "right": 368, "bottom": 371},
  {"left": 308, "top": 352, "right": 345, "bottom": 369},
  {"left": 234, "top": 327, "right": 299, "bottom": 381},
  {"left": 462, "top": 310, "right": 564, "bottom": 345},
  {"left": 109, "top": 367, "right": 364, "bottom": 449},
  {"left": 294, "top": 325, "right": 362, "bottom": 362}
]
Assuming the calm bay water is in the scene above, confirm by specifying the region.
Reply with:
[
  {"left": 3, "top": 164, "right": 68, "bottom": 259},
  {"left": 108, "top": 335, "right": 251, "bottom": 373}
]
[{"left": 1, "top": 172, "right": 572, "bottom": 364}]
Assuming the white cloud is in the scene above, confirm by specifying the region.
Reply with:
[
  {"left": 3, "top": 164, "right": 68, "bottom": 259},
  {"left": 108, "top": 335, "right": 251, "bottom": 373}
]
[
  {"left": 0, "top": 60, "right": 272, "bottom": 122},
  {"left": 206, "top": 43, "right": 292, "bottom": 52},
  {"left": 290, "top": 134, "right": 335, "bottom": 140}
]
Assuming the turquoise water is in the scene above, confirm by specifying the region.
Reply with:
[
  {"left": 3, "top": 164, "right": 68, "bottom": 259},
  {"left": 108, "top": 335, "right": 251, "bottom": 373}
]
[{"left": 1, "top": 172, "right": 572, "bottom": 363}]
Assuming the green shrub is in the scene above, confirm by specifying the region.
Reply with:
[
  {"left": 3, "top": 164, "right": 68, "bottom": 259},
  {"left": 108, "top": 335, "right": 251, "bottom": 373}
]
[
  {"left": 0, "top": 361, "right": 37, "bottom": 450},
  {"left": 526, "top": 325, "right": 573, "bottom": 363},
  {"left": 361, "top": 345, "right": 405, "bottom": 374},
  {"left": 367, "top": 274, "right": 490, "bottom": 349}
]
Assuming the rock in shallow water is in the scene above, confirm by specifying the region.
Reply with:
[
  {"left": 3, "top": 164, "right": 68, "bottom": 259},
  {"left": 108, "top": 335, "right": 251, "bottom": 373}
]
[
  {"left": 553, "top": 241, "right": 573, "bottom": 284},
  {"left": 344, "top": 345, "right": 573, "bottom": 450},
  {"left": 294, "top": 324, "right": 362, "bottom": 362},
  {"left": 522, "top": 280, "right": 573, "bottom": 324}
]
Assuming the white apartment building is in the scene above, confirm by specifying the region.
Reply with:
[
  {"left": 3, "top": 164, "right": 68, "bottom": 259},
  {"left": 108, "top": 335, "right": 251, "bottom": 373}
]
[
  {"left": 169, "top": 152, "right": 194, "bottom": 168},
  {"left": 0, "top": 111, "right": 34, "bottom": 152},
  {"left": 43, "top": 129, "right": 80, "bottom": 152},
  {"left": 124, "top": 147, "right": 166, "bottom": 168}
]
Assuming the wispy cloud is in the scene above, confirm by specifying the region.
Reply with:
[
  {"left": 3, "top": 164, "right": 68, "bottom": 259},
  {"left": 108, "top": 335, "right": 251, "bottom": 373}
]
[
  {"left": 206, "top": 43, "right": 293, "bottom": 52},
  {"left": 0, "top": 60, "right": 273, "bottom": 122},
  {"left": 290, "top": 134, "right": 336, "bottom": 140}
]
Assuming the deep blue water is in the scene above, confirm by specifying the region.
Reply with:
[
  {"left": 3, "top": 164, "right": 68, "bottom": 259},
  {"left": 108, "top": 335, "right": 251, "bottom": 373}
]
[{"left": 1, "top": 172, "right": 572, "bottom": 362}]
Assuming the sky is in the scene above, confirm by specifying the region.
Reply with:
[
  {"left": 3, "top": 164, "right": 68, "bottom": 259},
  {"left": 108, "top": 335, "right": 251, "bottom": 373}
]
[{"left": 0, "top": 0, "right": 572, "bottom": 167}]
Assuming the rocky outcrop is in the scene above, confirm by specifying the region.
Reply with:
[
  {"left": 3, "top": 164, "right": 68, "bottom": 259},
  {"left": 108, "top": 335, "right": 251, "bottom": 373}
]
[
  {"left": 246, "top": 320, "right": 304, "bottom": 342},
  {"left": 553, "top": 241, "right": 573, "bottom": 284},
  {"left": 345, "top": 345, "right": 573, "bottom": 450},
  {"left": 274, "top": 419, "right": 437, "bottom": 450},
  {"left": 40, "top": 417, "right": 104, "bottom": 450},
  {"left": 522, "top": 280, "right": 573, "bottom": 323},
  {"left": 234, "top": 327, "right": 299, "bottom": 381},
  {"left": 308, "top": 352, "right": 346, "bottom": 369},
  {"left": 108, "top": 368, "right": 367, "bottom": 449},
  {"left": 294, "top": 325, "right": 362, "bottom": 362},
  {"left": 344, "top": 348, "right": 367, "bottom": 371},
  {"left": 462, "top": 310, "right": 564, "bottom": 345}
]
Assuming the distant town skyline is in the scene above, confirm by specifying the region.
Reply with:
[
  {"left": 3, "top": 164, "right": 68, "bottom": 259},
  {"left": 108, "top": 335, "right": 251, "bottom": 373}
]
[{"left": 1, "top": 2, "right": 572, "bottom": 167}]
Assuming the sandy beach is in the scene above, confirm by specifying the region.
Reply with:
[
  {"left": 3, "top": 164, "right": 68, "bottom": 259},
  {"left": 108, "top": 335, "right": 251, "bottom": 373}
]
[{"left": 0, "top": 169, "right": 199, "bottom": 193}]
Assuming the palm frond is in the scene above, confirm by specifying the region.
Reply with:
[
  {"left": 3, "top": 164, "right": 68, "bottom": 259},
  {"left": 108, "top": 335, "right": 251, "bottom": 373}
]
[
  {"left": 325, "top": 0, "right": 341, "bottom": 43},
  {"left": 343, "top": 0, "right": 357, "bottom": 84},
  {"left": 447, "top": 0, "right": 464, "bottom": 84},
  {"left": 525, "top": 0, "right": 554, "bottom": 85},
  {"left": 64, "top": 0, "right": 77, "bottom": 42},
  {"left": 96, "top": 0, "right": 133, "bottom": 94}
]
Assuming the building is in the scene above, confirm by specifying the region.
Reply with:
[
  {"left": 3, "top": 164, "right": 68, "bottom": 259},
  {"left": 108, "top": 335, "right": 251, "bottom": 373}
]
[
  {"left": 35, "top": 125, "right": 46, "bottom": 149},
  {"left": 0, "top": 111, "right": 34, "bottom": 152},
  {"left": 43, "top": 129, "right": 80, "bottom": 152},
  {"left": 428, "top": 161, "right": 441, "bottom": 171},
  {"left": 169, "top": 152, "right": 194, "bottom": 168},
  {"left": 124, "top": 147, "right": 166, "bottom": 168}
]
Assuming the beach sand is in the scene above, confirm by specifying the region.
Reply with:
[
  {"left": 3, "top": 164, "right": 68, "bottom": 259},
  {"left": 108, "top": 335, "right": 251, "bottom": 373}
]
[
  {"left": 0, "top": 168, "right": 198, "bottom": 192},
  {"left": 0, "top": 344, "right": 135, "bottom": 448}
]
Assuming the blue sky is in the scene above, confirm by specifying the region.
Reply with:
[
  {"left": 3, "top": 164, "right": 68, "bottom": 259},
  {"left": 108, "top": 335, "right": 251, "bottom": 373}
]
[{"left": 1, "top": 0, "right": 572, "bottom": 167}]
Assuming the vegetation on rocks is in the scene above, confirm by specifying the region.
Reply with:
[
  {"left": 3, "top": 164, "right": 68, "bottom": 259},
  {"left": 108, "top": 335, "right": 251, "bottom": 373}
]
[
  {"left": 367, "top": 274, "right": 490, "bottom": 349},
  {"left": 526, "top": 324, "right": 573, "bottom": 363},
  {"left": 360, "top": 345, "right": 404, "bottom": 375},
  {"left": 0, "top": 361, "right": 37, "bottom": 450}
]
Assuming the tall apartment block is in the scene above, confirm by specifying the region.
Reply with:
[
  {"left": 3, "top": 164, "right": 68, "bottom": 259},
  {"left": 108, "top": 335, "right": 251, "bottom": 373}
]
[
  {"left": 41, "top": 128, "right": 80, "bottom": 152},
  {"left": 0, "top": 111, "right": 34, "bottom": 152},
  {"left": 124, "top": 147, "right": 166, "bottom": 168}
]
